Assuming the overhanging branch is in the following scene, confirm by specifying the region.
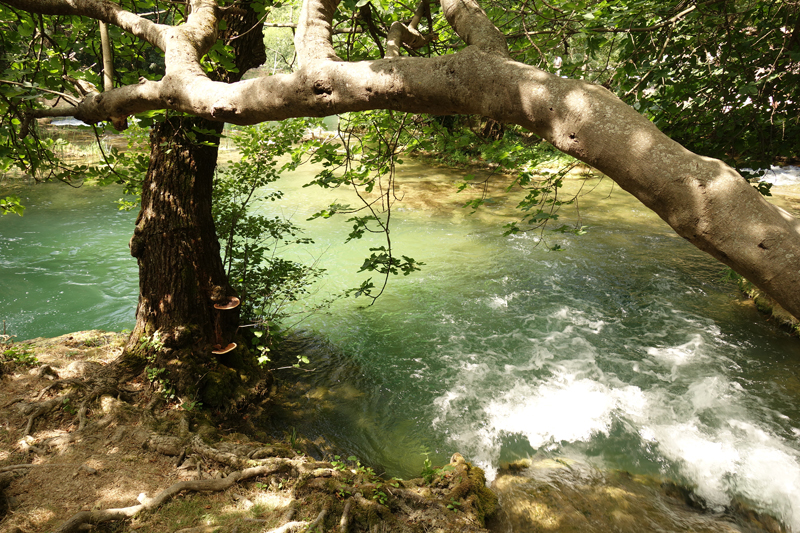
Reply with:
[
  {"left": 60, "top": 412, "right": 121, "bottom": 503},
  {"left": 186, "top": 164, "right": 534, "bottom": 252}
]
[
  {"left": 0, "top": 0, "right": 169, "bottom": 50},
  {"left": 440, "top": 0, "right": 508, "bottom": 55}
]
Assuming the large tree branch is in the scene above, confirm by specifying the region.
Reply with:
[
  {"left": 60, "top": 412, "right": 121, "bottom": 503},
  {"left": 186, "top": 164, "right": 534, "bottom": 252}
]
[
  {"left": 439, "top": 0, "right": 508, "bottom": 55},
  {"left": 295, "top": 0, "right": 342, "bottom": 67},
  {"left": 1, "top": 0, "right": 168, "bottom": 50},
  {"left": 163, "top": 0, "right": 219, "bottom": 76}
]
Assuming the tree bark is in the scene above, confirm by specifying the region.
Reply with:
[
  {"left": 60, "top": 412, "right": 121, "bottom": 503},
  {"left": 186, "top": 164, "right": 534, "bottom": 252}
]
[
  {"left": 121, "top": 3, "right": 268, "bottom": 405},
  {"left": 123, "top": 115, "right": 240, "bottom": 401}
]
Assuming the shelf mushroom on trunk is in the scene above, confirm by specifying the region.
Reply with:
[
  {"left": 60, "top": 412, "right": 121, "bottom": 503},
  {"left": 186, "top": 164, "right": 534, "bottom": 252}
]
[
  {"left": 214, "top": 296, "right": 240, "bottom": 310},
  {"left": 212, "top": 295, "right": 240, "bottom": 354},
  {"left": 211, "top": 342, "right": 237, "bottom": 355}
]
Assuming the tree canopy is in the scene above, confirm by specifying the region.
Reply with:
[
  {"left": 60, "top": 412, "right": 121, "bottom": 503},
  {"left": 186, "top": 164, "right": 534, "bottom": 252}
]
[{"left": 2, "top": 0, "right": 800, "bottom": 321}]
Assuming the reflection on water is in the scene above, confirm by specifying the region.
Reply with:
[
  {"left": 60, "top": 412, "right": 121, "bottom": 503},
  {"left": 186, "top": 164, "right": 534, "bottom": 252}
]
[{"left": 3, "top": 162, "right": 800, "bottom": 530}]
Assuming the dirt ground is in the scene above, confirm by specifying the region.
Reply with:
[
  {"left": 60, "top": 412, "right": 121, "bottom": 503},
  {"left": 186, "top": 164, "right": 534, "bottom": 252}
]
[{"left": 0, "top": 331, "right": 495, "bottom": 533}]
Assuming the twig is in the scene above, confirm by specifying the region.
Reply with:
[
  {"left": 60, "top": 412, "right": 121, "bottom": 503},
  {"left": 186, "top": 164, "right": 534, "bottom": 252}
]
[{"left": 0, "top": 79, "right": 80, "bottom": 106}]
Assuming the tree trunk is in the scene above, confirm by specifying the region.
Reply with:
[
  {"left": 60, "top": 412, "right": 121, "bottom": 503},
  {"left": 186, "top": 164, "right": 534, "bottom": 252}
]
[
  {"left": 123, "top": 115, "right": 244, "bottom": 405},
  {"left": 120, "top": 4, "right": 268, "bottom": 407}
]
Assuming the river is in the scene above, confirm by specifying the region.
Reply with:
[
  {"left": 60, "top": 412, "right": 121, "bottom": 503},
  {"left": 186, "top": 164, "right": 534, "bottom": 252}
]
[{"left": 2, "top": 158, "right": 800, "bottom": 530}]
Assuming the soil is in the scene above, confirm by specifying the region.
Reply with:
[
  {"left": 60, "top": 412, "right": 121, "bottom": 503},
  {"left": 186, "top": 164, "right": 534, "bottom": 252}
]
[{"left": 0, "top": 331, "right": 495, "bottom": 533}]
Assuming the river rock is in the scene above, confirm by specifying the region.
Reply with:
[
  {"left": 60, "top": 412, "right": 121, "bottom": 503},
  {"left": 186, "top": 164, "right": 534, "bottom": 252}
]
[{"left": 488, "top": 457, "right": 785, "bottom": 533}]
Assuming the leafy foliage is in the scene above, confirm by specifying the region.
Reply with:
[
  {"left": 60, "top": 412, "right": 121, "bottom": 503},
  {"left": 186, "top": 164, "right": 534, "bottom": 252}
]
[
  {"left": 0, "top": 195, "right": 24, "bottom": 215},
  {"left": 306, "top": 110, "right": 429, "bottom": 302},
  {"left": 213, "top": 119, "right": 328, "bottom": 356},
  {"left": 1, "top": 333, "right": 37, "bottom": 367},
  {"left": 0, "top": 2, "right": 160, "bottom": 187},
  {"left": 609, "top": 0, "right": 799, "bottom": 171}
]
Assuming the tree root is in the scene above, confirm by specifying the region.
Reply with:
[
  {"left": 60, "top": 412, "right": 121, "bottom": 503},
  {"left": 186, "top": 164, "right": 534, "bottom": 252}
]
[
  {"left": 0, "top": 464, "right": 78, "bottom": 473},
  {"left": 264, "top": 520, "right": 310, "bottom": 533},
  {"left": 53, "top": 463, "right": 287, "bottom": 533},
  {"left": 42, "top": 427, "right": 496, "bottom": 533},
  {"left": 17, "top": 369, "right": 133, "bottom": 440},
  {"left": 21, "top": 395, "right": 69, "bottom": 436},
  {"left": 7, "top": 354, "right": 494, "bottom": 533},
  {"left": 308, "top": 504, "right": 329, "bottom": 530},
  {"left": 1, "top": 396, "right": 24, "bottom": 409},
  {"left": 340, "top": 499, "right": 353, "bottom": 532},
  {"left": 34, "top": 377, "right": 82, "bottom": 401},
  {"left": 175, "top": 526, "right": 222, "bottom": 533}
]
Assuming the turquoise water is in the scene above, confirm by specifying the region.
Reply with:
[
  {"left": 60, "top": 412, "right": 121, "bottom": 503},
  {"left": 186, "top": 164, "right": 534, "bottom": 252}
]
[
  {"left": 3, "top": 162, "right": 800, "bottom": 529},
  {"left": 0, "top": 181, "right": 138, "bottom": 338}
]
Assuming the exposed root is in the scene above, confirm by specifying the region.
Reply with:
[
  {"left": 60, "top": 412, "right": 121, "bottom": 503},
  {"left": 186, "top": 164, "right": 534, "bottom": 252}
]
[
  {"left": 264, "top": 520, "right": 309, "bottom": 533},
  {"left": 15, "top": 362, "right": 133, "bottom": 443},
  {"left": 21, "top": 395, "right": 69, "bottom": 436},
  {"left": 0, "top": 464, "right": 77, "bottom": 473},
  {"left": 1, "top": 331, "right": 496, "bottom": 533},
  {"left": 34, "top": 377, "right": 82, "bottom": 401},
  {"left": 36, "top": 364, "right": 59, "bottom": 379},
  {"left": 340, "top": 499, "right": 353, "bottom": 532},
  {"left": 76, "top": 382, "right": 122, "bottom": 431},
  {"left": 1, "top": 396, "right": 24, "bottom": 409},
  {"left": 53, "top": 463, "right": 288, "bottom": 533},
  {"left": 308, "top": 504, "right": 330, "bottom": 530},
  {"left": 175, "top": 526, "right": 223, "bottom": 533},
  {"left": 41, "top": 429, "right": 495, "bottom": 533}
]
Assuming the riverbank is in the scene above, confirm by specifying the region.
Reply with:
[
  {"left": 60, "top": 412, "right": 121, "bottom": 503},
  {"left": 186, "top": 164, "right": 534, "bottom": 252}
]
[
  {"left": 2, "top": 331, "right": 793, "bottom": 533},
  {"left": 0, "top": 331, "right": 496, "bottom": 533}
]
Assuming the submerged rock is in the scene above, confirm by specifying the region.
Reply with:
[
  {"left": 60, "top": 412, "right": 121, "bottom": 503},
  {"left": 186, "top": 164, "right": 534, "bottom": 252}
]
[{"left": 488, "top": 457, "right": 786, "bottom": 533}]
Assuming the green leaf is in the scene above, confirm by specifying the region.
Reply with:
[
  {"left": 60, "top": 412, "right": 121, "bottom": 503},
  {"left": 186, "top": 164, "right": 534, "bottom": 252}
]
[{"left": 0, "top": 196, "right": 25, "bottom": 216}]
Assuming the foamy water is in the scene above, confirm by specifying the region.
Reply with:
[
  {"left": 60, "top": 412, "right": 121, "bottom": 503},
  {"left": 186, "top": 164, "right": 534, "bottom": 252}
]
[
  {"left": 429, "top": 299, "right": 800, "bottom": 530},
  {"left": 750, "top": 165, "right": 800, "bottom": 186}
]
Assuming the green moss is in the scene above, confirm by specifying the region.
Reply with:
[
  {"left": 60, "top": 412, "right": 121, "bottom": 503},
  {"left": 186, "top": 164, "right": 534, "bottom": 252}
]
[
  {"left": 739, "top": 279, "right": 800, "bottom": 335},
  {"left": 462, "top": 463, "right": 497, "bottom": 525},
  {"left": 441, "top": 455, "right": 497, "bottom": 526},
  {"left": 201, "top": 366, "right": 239, "bottom": 407}
]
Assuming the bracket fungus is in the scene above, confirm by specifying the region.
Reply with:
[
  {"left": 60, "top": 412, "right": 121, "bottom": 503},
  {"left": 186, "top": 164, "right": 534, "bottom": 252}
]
[
  {"left": 211, "top": 342, "right": 237, "bottom": 355},
  {"left": 213, "top": 296, "right": 240, "bottom": 310}
]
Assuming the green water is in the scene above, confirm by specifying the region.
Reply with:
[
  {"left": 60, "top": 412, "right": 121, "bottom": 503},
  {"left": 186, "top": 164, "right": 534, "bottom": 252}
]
[
  {"left": 0, "top": 180, "right": 138, "bottom": 337},
  {"left": 3, "top": 162, "right": 800, "bottom": 529}
]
